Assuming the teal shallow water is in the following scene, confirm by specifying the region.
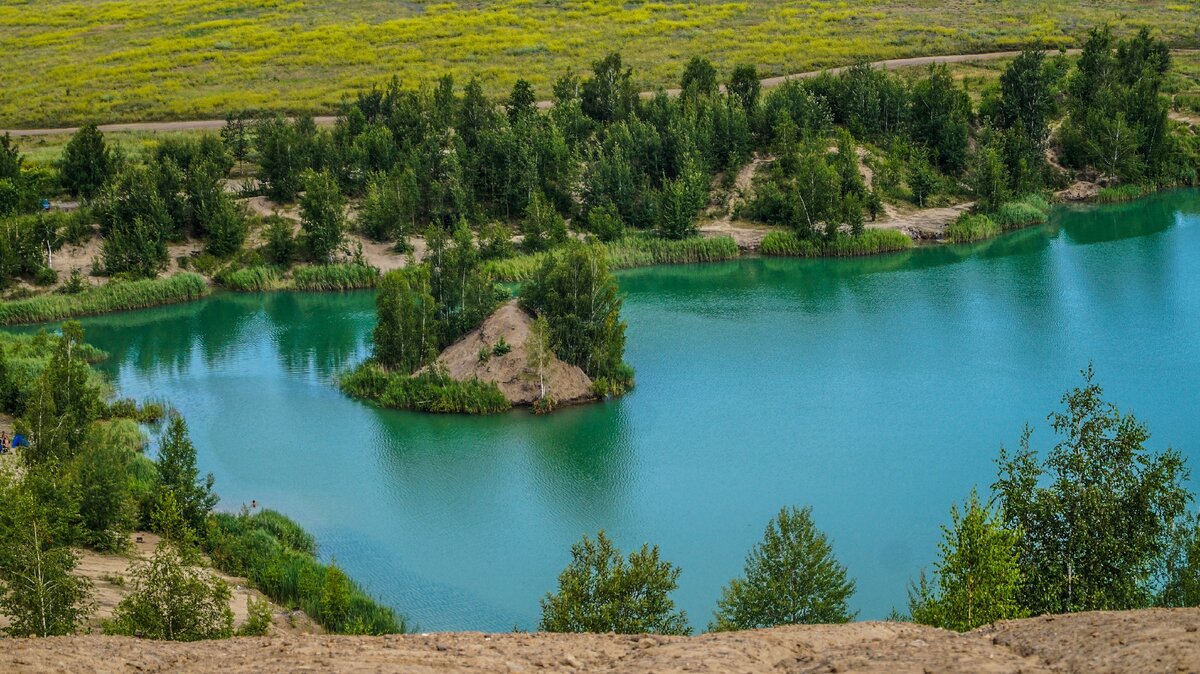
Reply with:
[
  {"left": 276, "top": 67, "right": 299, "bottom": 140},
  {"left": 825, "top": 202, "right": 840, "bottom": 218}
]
[{"left": 48, "top": 190, "right": 1200, "bottom": 631}]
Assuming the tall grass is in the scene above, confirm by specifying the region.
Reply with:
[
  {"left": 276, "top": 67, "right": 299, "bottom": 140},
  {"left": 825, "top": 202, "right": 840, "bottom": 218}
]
[
  {"left": 217, "top": 265, "right": 281, "bottom": 292},
  {"left": 760, "top": 229, "right": 913, "bottom": 257},
  {"left": 0, "top": 273, "right": 209, "bottom": 325},
  {"left": 1096, "top": 184, "right": 1149, "bottom": 203},
  {"left": 992, "top": 194, "right": 1051, "bottom": 229},
  {"left": 340, "top": 362, "right": 511, "bottom": 415},
  {"left": 290, "top": 263, "right": 379, "bottom": 291},
  {"left": 945, "top": 213, "right": 1002, "bottom": 243},
  {"left": 205, "top": 509, "right": 406, "bottom": 635},
  {"left": 484, "top": 236, "right": 740, "bottom": 282}
]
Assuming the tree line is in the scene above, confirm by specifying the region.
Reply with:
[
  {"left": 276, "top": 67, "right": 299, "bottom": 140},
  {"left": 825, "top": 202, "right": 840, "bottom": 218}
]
[
  {"left": 537, "top": 368, "right": 1200, "bottom": 635},
  {"left": 3, "top": 24, "right": 1192, "bottom": 293}
]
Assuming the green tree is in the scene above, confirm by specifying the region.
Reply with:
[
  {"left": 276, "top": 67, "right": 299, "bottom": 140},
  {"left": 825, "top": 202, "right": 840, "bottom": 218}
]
[
  {"left": 20, "top": 321, "right": 98, "bottom": 467},
  {"left": 506, "top": 79, "right": 538, "bottom": 125},
  {"left": 970, "top": 144, "right": 1011, "bottom": 213},
  {"left": 107, "top": 541, "right": 234, "bottom": 641},
  {"left": 154, "top": 414, "right": 218, "bottom": 534},
  {"left": 581, "top": 53, "right": 637, "bottom": 124},
  {"left": 520, "top": 189, "right": 568, "bottom": 252},
  {"left": 320, "top": 563, "right": 351, "bottom": 631},
  {"left": 910, "top": 66, "right": 971, "bottom": 175},
  {"left": 681, "top": 56, "right": 718, "bottom": 105},
  {"left": 908, "top": 490, "right": 1025, "bottom": 631},
  {"left": 540, "top": 531, "right": 690, "bottom": 635},
  {"left": 519, "top": 241, "right": 628, "bottom": 384},
  {"left": 0, "top": 479, "right": 95, "bottom": 637},
  {"left": 997, "top": 49, "right": 1055, "bottom": 147},
  {"left": 221, "top": 111, "right": 251, "bottom": 169},
  {"left": 253, "top": 116, "right": 309, "bottom": 202},
  {"left": 263, "top": 217, "right": 296, "bottom": 266},
  {"left": 186, "top": 160, "right": 246, "bottom": 256},
  {"left": 908, "top": 161, "right": 937, "bottom": 208},
  {"left": 710, "top": 506, "right": 856, "bottom": 631},
  {"left": 586, "top": 204, "right": 625, "bottom": 243},
  {"left": 359, "top": 167, "right": 419, "bottom": 244},
  {"left": 525, "top": 315, "right": 554, "bottom": 401},
  {"left": 993, "top": 366, "right": 1191, "bottom": 615},
  {"left": 299, "top": 169, "right": 346, "bottom": 263},
  {"left": 727, "top": 64, "right": 761, "bottom": 114},
  {"left": 60, "top": 124, "right": 114, "bottom": 201},
  {"left": 76, "top": 442, "right": 135, "bottom": 551},
  {"left": 372, "top": 266, "right": 439, "bottom": 373}
]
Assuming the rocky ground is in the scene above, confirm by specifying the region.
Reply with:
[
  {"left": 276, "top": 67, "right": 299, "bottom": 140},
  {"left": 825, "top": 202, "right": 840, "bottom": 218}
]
[{"left": 2, "top": 608, "right": 1197, "bottom": 673}]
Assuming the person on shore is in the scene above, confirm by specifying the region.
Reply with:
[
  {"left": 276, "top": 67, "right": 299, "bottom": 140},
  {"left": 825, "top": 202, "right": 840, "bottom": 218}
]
[{"left": 0, "top": 432, "right": 8, "bottom": 455}]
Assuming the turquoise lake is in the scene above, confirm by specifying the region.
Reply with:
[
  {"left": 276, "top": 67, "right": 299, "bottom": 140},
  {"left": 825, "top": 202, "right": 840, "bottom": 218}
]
[{"left": 56, "top": 189, "right": 1200, "bottom": 631}]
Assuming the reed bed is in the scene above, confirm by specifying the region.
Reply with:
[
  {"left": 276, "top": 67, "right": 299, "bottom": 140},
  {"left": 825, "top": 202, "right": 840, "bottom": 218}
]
[
  {"left": 0, "top": 273, "right": 209, "bottom": 325},
  {"left": 1096, "top": 184, "right": 1150, "bottom": 203},
  {"left": 289, "top": 263, "right": 380, "bottom": 291},
  {"left": 485, "top": 236, "right": 740, "bottom": 282},
  {"left": 945, "top": 213, "right": 1002, "bottom": 243},
  {"left": 340, "top": 362, "right": 511, "bottom": 415},
  {"left": 993, "top": 195, "right": 1052, "bottom": 229},
  {"left": 217, "top": 265, "right": 282, "bottom": 292},
  {"left": 760, "top": 229, "right": 913, "bottom": 257}
]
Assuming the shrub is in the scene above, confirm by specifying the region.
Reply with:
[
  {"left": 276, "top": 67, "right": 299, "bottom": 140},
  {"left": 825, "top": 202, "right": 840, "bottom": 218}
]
[
  {"left": 237, "top": 596, "right": 274, "bottom": 637},
  {"left": 540, "top": 531, "right": 690, "bottom": 635},
  {"left": 106, "top": 542, "right": 234, "bottom": 641},
  {"left": 263, "top": 217, "right": 297, "bottom": 266}
]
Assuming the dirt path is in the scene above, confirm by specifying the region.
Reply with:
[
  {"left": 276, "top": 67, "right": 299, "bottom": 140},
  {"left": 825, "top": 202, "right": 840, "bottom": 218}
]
[
  {"left": 0, "top": 50, "right": 1106, "bottom": 137},
  {"left": 2, "top": 608, "right": 1197, "bottom": 673}
]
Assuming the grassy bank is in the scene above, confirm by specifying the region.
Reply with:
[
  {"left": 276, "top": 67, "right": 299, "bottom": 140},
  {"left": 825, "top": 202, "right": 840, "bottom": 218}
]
[
  {"left": 1096, "top": 184, "right": 1152, "bottom": 204},
  {"left": 6, "top": 1, "right": 1199, "bottom": 126},
  {"left": 205, "top": 509, "right": 405, "bottom": 635},
  {"left": 760, "top": 229, "right": 914, "bottom": 257},
  {"left": 486, "top": 235, "right": 740, "bottom": 283},
  {"left": 340, "top": 361, "right": 512, "bottom": 415},
  {"left": 0, "top": 272, "right": 209, "bottom": 325},
  {"left": 946, "top": 195, "right": 1052, "bottom": 243},
  {"left": 218, "top": 263, "right": 379, "bottom": 292}
]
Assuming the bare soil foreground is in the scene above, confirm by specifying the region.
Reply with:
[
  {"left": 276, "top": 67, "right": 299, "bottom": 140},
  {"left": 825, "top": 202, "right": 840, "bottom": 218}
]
[{"left": 4, "top": 609, "right": 1198, "bottom": 674}]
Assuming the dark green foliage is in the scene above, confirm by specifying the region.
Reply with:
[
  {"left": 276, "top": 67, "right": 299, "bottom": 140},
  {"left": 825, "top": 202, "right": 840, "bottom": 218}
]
[
  {"left": 581, "top": 53, "right": 638, "bottom": 124},
  {"left": 204, "top": 509, "right": 405, "bottom": 634},
  {"left": 910, "top": 66, "right": 971, "bottom": 175},
  {"left": 262, "top": 216, "right": 297, "bottom": 266},
  {"left": 993, "top": 366, "right": 1192, "bottom": 614},
  {"left": 908, "top": 490, "right": 1025, "bottom": 631},
  {"left": 299, "top": 169, "right": 346, "bottom": 263},
  {"left": 1161, "top": 517, "right": 1200, "bottom": 608},
  {"left": 519, "top": 241, "right": 629, "bottom": 386},
  {"left": 586, "top": 204, "right": 625, "bottom": 242},
  {"left": 154, "top": 414, "right": 218, "bottom": 534},
  {"left": 60, "top": 124, "right": 114, "bottom": 201},
  {"left": 970, "top": 144, "right": 1011, "bottom": 213},
  {"left": 76, "top": 440, "right": 136, "bottom": 551},
  {"left": 372, "top": 265, "right": 439, "bottom": 373},
  {"left": 96, "top": 165, "right": 171, "bottom": 277},
  {"left": 521, "top": 190, "right": 568, "bottom": 252},
  {"left": 681, "top": 56, "right": 718, "bottom": 104},
  {"left": 186, "top": 160, "right": 245, "bottom": 256},
  {"left": 540, "top": 531, "right": 690, "bottom": 635},
  {"left": 996, "top": 49, "right": 1056, "bottom": 148},
  {"left": 710, "top": 506, "right": 856, "bottom": 631},
  {"left": 359, "top": 167, "right": 419, "bottom": 243},
  {"left": 727, "top": 64, "right": 761, "bottom": 113},
  {"left": 254, "top": 116, "right": 316, "bottom": 202},
  {"left": 20, "top": 321, "right": 99, "bottom": 466}
]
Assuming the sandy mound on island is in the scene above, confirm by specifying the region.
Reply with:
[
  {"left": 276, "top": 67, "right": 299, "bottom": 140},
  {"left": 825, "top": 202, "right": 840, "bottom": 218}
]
[
  {"left": 435, "top": 300, "right": 594, "bottom": 406},
  {"left": 5, "top": 608, "right": 1198, "bottom": 673}
]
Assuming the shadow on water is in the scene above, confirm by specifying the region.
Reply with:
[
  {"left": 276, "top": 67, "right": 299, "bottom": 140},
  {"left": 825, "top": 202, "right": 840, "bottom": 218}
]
[{"left": 260, "top": 291, "right": 376, "bottom": 376}]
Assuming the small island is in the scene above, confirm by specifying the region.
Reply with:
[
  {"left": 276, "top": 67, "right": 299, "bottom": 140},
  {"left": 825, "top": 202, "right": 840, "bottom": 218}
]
[{"left": 341, "top": 233, "right": 633, "bottom": 414}]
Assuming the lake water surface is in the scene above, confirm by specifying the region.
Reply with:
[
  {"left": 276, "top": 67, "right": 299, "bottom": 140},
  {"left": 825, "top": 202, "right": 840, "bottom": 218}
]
[{"left": 61, "top": 190, "right": 1200, "bottom": 631}]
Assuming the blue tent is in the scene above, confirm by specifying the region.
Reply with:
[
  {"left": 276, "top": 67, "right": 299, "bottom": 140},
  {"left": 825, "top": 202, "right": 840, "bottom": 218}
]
[{"left": 11, "top": 434, "right": 27, "bottom": 448}]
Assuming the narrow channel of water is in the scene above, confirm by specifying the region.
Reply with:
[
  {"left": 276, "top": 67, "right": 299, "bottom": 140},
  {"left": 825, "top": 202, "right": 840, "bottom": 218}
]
[{"left": 47, "top": 190, "right": 1200, "bottom": 631}]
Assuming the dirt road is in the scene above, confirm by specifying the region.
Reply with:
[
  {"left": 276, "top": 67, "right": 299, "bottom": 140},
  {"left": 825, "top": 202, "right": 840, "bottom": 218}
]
[{"left": 3, "top": 608, "right": 1197, "bottom": 673}]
